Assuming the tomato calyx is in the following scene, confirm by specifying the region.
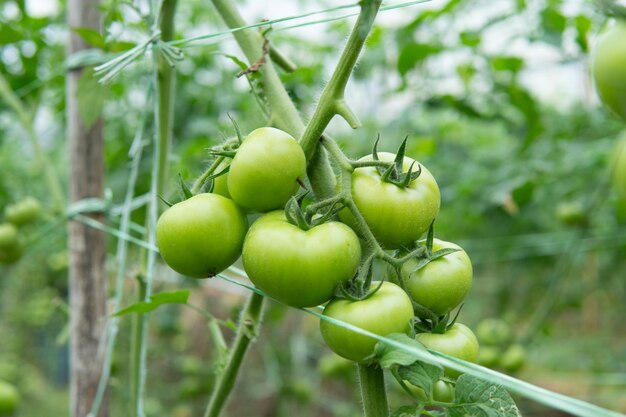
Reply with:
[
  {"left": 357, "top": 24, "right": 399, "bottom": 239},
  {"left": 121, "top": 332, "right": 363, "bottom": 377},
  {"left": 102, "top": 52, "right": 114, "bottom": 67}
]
[
  {"left": 409, "top": 223, "right": 461, "bottom": 274},
  {"left": 284, "top": 195, "right": 344, "bottom": 231},
  {"left": 372, "top": 136, "right": 422, "bottom": 188},
  {"left": 415, "top": 304, "right": 463, "bottom": 334}
]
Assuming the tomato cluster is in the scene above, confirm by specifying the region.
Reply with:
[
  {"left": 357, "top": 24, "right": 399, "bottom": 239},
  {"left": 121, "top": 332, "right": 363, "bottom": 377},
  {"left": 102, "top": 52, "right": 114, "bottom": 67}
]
[
  {"left": 157, "top": 127, "right": 480, "bottom": 394},
  {"left": 476, "top": 318, "right": 526, "bottom": 374}
]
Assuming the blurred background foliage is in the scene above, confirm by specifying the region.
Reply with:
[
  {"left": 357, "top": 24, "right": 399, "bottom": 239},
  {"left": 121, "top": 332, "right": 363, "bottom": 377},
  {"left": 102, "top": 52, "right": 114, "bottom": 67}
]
[{"left": 0, "top": 0, "right": 625, "bottom": 415}]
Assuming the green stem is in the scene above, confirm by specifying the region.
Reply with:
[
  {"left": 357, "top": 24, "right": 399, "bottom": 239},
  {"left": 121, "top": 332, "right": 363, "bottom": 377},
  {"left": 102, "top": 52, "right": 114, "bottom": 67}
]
[
  {"left": 358, "top": 363, "right": 389, "bottom": 417},
  {"left": 130, "top": 275, "right": 147, "bottom": 411},
  {"left": 299, "top": 0, "right": 383, "bottom": 159},
  {"left": 203, "top": 292, "right": 265, "bottom": 417},
  {"left": 0, "top": 71, "right": 65, "bottom": 213},
  {"left": 192, "top": 156, "right": 224, "bottom": 194}
]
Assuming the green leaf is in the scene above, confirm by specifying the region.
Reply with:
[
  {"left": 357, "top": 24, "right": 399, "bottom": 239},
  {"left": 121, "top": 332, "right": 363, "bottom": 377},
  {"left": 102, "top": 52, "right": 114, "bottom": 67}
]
[
  {"left": 72, "top": 27, "right": 106, "bottom": 49},
  {"left": 447, "top": 374, "right": 521, "bottom": 417},
  {"left": 397, "top": 43, "right": 443, "bottom": 76},
  {"left": 491, "top": 56, "right": 524, "bottom": 73},
  {"left": 460, "top": 31, "right": 481, "bottom": 47},
  {"left": 374, "top": 333, "right": 434, "bottom": 368},
  {"left": 0, "top": 25, "right": 22, "bottom": 45},
  {"left": 114, "top": 290, "right": 191, "bottom": 317},
  {"left": 397, "top": 361, "right": 443, "bottom": 395},
  {"left": 540, "top": 7, "right": 567, "bottom": 46},
  {"left": 390, "top": 405, "right": 419, "bottom": 417},
  {"left": 573, "top": 15, "right": 592, "bottom": 52},
  {"left": 76, "top": 68, "right": 109, "bottom": 129}
]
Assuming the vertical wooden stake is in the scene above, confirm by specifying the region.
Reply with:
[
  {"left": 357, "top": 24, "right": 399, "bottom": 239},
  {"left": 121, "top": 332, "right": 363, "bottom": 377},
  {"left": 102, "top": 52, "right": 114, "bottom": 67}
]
[{"left": 67, "top": 0, "right": 108, "bottom": 416}]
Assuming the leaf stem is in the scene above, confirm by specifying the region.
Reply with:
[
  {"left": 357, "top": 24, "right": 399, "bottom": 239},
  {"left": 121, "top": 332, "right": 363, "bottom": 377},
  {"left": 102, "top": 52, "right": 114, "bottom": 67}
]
[
  {"left": 203, "top": 292, "right": 265, "bottom": 417},
  {"left": 358, "top": 363, "right": 389, "bottom": 417}
]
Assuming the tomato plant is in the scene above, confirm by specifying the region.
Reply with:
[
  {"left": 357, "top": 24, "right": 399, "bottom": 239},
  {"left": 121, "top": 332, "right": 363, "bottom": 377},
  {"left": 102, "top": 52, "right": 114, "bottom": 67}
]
[
  {"left": 228, "top": 127, "right": 306, "bottom": 212},
  {"left": 592, "top": 20, "right": 626, "bottom": 121},
  {"left": 4, "top": 197, "right": 41, "bottom": 226},
  {"left": 242, "top": 210, "right": 361, "bottom": 307},
  {"left": 320, "top": 282, "right": 414, "bottom": 362},
  {"left": 0, "top": 380, "right": 18, "bottom": 415},
  {"left": 415, "top": 323, "right": 479, "bottom": 378},
  {"left": 399, "top": 239, "right": 472, "bottom": 317},
  {"left": 339, "top": 152, "right": 440, "bottom": 248},
  {"left": 156, "top": 193, "right": 248, "bottom": 278}
]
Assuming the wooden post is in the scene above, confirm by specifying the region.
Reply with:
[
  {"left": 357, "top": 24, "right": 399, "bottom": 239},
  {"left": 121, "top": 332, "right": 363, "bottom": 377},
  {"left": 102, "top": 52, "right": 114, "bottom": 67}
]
[{"left": 67, "top": 0, "right": 108, "bottom": 416}]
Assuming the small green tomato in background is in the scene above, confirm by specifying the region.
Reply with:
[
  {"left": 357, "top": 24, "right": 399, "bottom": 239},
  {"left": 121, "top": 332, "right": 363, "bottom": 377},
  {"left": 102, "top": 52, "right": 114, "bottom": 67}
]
[
  {"left": 478, "top": 345, "right": 501, "bottom": 368},
  {"left": 156, "top": 193, "right": 248, "bottom": 278},
  {"left": 4, "top": 197, "right": 41, "bottom": 226},
  {"left": 476, "top": 318, "right": 511, "bottom": 346},
  {"left": 400, "top": 239, "right": 472, "bottom": 317},
  {"left": 415, "top": 323, "right": 479, "bottom": 379},
  {"left": 500, "top": 343, "right": 526, "bottom": 374},
  {"left": 555, "top": 201, "right": 587, "bottom": 227},
  {"left": 592, "top": 20, "right": 626, "bottom": 121},
  {"left": 0, "top": 224, "right": 18, "bottom": 249},
  {"left": 227, "top": 127, "right": 306, "bottom": 212},
  {"left": 320, "top": 281, "right": 414, "bottom": 363},
  {"left": 242, "top": 211, "right": 361, "bottom": 308},
  {"left": 0, "top": 380, "right": 19, "bottom": 415},
  {"left": 0, "top": 241, "right": 23, "bottom": 264},
  {"left": 340, "top": 152, "right": 440, "bottom": 248}
]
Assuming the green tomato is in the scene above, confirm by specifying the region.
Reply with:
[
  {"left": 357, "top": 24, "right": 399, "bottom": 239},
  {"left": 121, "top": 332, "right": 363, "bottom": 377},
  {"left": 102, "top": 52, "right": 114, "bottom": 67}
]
[
  {"left": 400, "top": 239, "right": 472, "bottom": 317},
  {"left": 404, "top": 379, "right": 455, "bottom": 403},
  {"left": 212, "top": 159, "right": 231, "bottom": 199},
  {"left": 340, "top": 152, "right": 440, "bottom": 248},
  {"left": 242, "top": 211, "right": 361, "bottom": 307},
  {"left": 500, "top": 344, "right": 526, "bottom": 374},
  {"left": 320, "top": 282, "right": 414, "bottom": 362},
  {"left": 611, "top": 132, "right": 626, "bottom": 200},
  {"left": 4, "top": 197, "right": 41, "bottom": 226},
  {"left": 415, "top": 323, "right": 479, "bottom": 379},
  {"left": 0, "top": 240, "right": 23, "bottom": 264},
  {"left": 0, "top": 380, "right": 19, "bottom": 415},
  {"left": 0, "top": 224, "right": 18, "bottom": 250},
  {"left": 476, "top": 318, "right": 511, "bottom": 346},
  {"left": 555, "top": 201, "right": 587, "bottom": 227},
  {"left": 592, "top": 20, "right": 626, "bottom": 121},
  {"left": 478, "top": 345, "right": 501, "bottom": 368},
  {"left": 318, "top": 353, "right": 355, "bottom": 379},
  {"left": 156, "top": 193, "right": 248, "bottom": 278},
  {"left": 228, "top": 127, "right": 306, "bottom": 212}
]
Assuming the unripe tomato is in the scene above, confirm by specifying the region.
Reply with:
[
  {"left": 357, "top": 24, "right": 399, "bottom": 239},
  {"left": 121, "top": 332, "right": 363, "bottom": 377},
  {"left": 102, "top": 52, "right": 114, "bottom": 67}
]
[
  {"left": 0, "top": 241, "right": 23, "bottom": 264},
  {"left": 611, "top": 132, "right": 626, "bottom": 200},
  {"left": 555, "top": 201, "right": 587, "bottom": 227},
  {"left": 340, "top": 152, "right": 440, "bottom": 248},
  {"left": 400, "top": 239, "right": 472, "bottom": 317},
  {"left": 0, "top": 380, "right": 19, "bottom": 415},
  {"left": 212, "top": 159, "right": 231, "bottom": 199},
  {"left": 242, "top": 211, "right": 361, "bottom": 307},
  {"left": 0, "top": 224, "right": 18, "bottom": 249},
  {"left": 156, "top": 193, "right": 248, "bottom": 278},
  {"left": 320, "top": 282, "right": 414, "bottom": 363},
  {"left": 228, "top": 127, "right": 306, "bottom": 212},
  {"left": 500, "top": 343, "right": 526, "bottom": 374},
  {"left": 4, "top": 197, "right": 41, "bottom": 226},
  {"left": 476, "top": 318, "right": 511, "bottom": 346},
  {"left": 404, "top": 379, "right": 455, "bottom": 403},
  {"left": 318, "top": 353, "right": 355, "bottom": 379},
  {"left": 415, "top": 323, "right": 479, "bottom": 379},
  {"left": 592, "top": 20, "right": 626, "bottom": 121},
  {"left": 478, "top": 345, "right": 501, "bottom": 368}
]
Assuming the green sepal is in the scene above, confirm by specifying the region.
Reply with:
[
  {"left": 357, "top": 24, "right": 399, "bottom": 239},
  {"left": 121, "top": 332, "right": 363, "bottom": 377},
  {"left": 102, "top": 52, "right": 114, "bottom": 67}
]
[
  {"left": 158, "top": 195, "right": 174, "bottom": 207},
  {"left": 227, "top": 113, "right": 244, "bottom": 145},
  {"left": 208, "top": 150, "right": 237, "bottom": 158},
  {"left": 284, "top": 196, "right": 310, "bottom": 231},
  {"left": 179, "top": 174, "right": 194, "bottom": 200}
]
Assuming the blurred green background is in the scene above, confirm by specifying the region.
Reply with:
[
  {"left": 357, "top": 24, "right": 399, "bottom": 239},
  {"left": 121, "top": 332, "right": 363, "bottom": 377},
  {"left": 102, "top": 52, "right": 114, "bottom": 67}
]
[{"left": 0, "top": 0, "right": 625, "bottom": 415}]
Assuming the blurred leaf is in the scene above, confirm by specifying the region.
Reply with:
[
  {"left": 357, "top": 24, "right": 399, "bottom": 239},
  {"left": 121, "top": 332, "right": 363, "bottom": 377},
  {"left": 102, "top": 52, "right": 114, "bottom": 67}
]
[
  {"left": 491, "top": 56, "right": 524, "bottom": 73},
  {"left": 0, "top": 26, "right": 22, "bottom": 45},
  {"left": 460, "top": 31, "right": 481, "bottom": 47},
  {"left": 512, "top": 180, "right": 535, "bottom": 207},
  {"left": 76, "top": 68, "right": 109, "bottom": 129},
  {"left": 114, "top": 290, "right": 191, "bottom": 317},
  {"left": 397, "top": 43, "right": 443, "bottom": 76},
  {"left": 540, "top": 7, "right": 567, "bottom": 46},
  {"left": 574, "top": 15, "right": 592, "bottom": 52},
  {"left": 456, "top": 63, "right": 476, "bottom": 87},
  {"left": 72, "top": 27, "right": 106, "bottom": 49}
]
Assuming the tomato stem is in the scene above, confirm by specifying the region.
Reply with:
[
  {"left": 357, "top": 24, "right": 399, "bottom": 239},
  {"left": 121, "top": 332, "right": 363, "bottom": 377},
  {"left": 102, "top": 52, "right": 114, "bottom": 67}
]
[
  {"left": 358, "top": 363, "right": 389, "bottom": 417},
  {"left": 204, "top": 292, "right": 265, "bottom": 417}
]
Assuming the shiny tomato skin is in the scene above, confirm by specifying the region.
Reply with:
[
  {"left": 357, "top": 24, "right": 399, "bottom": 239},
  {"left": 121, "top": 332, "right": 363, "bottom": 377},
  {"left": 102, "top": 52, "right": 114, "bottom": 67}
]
[
  {"left": 401, "top": 239, "right": 472, "bottom": 317},
  {"left": 320, "top": 282, "right": 414, "bottom": 363},
  {"left": 242, "top": 211, "right": 361, "bottom": 308},
  {"left": 340, "top": 152, "right": 440, "bottom": 248},
  {"left": 612, "top": 132, "right": 626, "bottom": 200},
  {"left": 416, "top": 323, "right": 479, "bottom": 379},
  {"left": 0, "top": 380, "right": 19, "bottom": 415},
  {"left": 592, "top": 21, "right": 626, "bottom": 121},
  {"left": 156, "top": 193, "right": 248, "bottom": 278},
  {"left": 5, "top": 197, "right": 41, "bottom": 226},
  {"left": 227, "top": 127, "right": 306, "bottom": 212}
]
